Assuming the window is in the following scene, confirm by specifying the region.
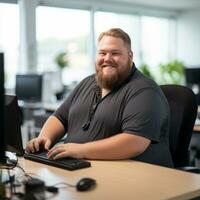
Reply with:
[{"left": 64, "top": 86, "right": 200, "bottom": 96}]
[
  {"left": 0, "top": 3, "right": 19, "bottom": 88},
  {"left": 36, "top": 6, "right": 91, "bottom": 85},
  {"left": 141, "top": 16, "right": 176, "bottom": 79},
  {"left": 94, "top": 11, "right": 176, "bottom": 74},
  {"left": 0, "top": 2, "right": 177, "bottom": 87},
  {"left": 94, "top": 11, "right": 141, "bottom": 65}
]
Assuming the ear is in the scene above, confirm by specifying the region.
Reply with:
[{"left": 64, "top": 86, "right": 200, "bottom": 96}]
[{"left": 129, "top": 51, "right": 133, "bottom": 60}]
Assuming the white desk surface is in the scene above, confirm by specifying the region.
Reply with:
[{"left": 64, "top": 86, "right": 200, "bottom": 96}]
[{"left": 18, "top": 158, "right": 200, "bottom": 200}]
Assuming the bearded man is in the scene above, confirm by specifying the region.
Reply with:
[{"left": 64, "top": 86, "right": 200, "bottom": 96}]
[{"left": 26, "top": 28, "right": 173, "bottom": 167}]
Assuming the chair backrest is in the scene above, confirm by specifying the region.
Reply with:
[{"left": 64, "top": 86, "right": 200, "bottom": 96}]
[{"left": 160, "top": 85, "right": 197, "bottom": 168}]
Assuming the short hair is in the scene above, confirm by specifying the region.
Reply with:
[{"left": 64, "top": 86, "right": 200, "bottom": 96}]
[{"left": 98, "top": 28, "right": 132, "bottom": 50}]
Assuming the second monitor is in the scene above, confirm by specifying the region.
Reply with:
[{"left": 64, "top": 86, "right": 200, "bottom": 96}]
[
  {"left": 15, "top": 74, "right": 42, "bottom": 102},
  {"left": 184, "top": 68, "right": 200, "bottom": 105}
]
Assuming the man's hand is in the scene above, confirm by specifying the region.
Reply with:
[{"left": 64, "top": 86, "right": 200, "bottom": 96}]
[
  {"left": 46, "top": 133, "right": 150, "bottom": 160},
  {"left": 25, "top": 137, "right": 52, "bottom": 153},
  {"left": 47, "top": 143, "right": 85, "bottom": 160}
]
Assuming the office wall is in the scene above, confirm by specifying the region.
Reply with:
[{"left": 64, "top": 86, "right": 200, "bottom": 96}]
[{"left": 177, "top": 10, "right": 200, "bottom": 66}]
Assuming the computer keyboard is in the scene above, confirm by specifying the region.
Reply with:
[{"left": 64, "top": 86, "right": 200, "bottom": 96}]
[{"left": 24, "top": 151, "right": 91, "bottom": 171}]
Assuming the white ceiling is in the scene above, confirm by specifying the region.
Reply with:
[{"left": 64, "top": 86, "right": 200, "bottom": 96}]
[{"left": 106, "top": 0, "right": 200, "bottom": 11}]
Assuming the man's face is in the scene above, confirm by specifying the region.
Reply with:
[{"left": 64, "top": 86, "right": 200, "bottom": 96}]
[{"left": 95, "top": 36, "right": 133, "bottom": 90}]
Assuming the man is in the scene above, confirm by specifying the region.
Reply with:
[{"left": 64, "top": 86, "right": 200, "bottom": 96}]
[{"left": 26, "top": 28, "right": 173, "bottom": 167}]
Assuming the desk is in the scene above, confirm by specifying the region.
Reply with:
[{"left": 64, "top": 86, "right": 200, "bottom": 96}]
[
  {"left": 194, "top": 125, "right": 200, "bottom": 132},
  {"left": 18, "top": 158, "right": 200, "bottom": 200}
]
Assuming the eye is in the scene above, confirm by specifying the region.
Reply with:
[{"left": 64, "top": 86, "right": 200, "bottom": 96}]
[
  {"left": 112, "top": 52, "right": 121, "bottom": 56},
  {"left": 98, "top": 52, "right": 106, "bottom": 56}
]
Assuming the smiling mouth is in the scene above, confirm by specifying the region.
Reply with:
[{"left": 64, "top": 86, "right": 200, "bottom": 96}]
[{"left": 102, "top": 64, "right": 116, "bottom": 68}]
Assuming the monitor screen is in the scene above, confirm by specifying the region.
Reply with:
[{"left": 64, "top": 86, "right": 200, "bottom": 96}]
[
  {"left": 0, "top": 54, "right": 23, "bottom": 167},
  {"left": 5, "top": 95, "right": 24, "bottom": 156},
  {"left": 16, "top": 74, "right": 42, "bottom": 102},
  {"left": 0, "top": 52, "right": 5, "bottom": 163},
  {"left": 184, "top": 68, "right": 200, "bottom": 84},
  {"left": 184, "top": 68, "right": 200, "bottom": 105}
]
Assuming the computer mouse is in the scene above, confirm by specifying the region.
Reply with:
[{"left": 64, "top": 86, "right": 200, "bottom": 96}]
[{"left": 76, "top": 177, "right": 96, "bottom": 191}]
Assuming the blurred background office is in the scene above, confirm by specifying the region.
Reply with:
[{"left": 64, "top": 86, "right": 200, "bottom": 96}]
[
  {"left": 1, "top": 0, "right": 200, "bottom": 93},
  {"left": 0, "top": 0, "right": 200, "bottom": 157}
]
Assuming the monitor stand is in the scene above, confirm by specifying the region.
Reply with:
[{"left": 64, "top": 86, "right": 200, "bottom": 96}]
[{"left": 0, "top": 151, "right": 18, "bottom": 167}]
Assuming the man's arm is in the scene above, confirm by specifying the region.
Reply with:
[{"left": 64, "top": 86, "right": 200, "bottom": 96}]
[
  {"left": 38, "top": 115, "right": 65, "bottom": 141},
  {"left": 47, "top": 133, "right": 150, "bottom": 160},
  {"left": 26, "top": 116, "right": 65, "bottom": 152},
  {"left": 83, "top": 133, "right": 150, "bottom": 159}
]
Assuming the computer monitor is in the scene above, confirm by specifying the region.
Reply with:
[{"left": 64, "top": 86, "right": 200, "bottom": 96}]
[
  {"left": 15, "top": 74, "right": 42, "bottom": 102},
  {"left": 5, "top": 95, "right": 24, "bottom": 156},
  {"left": 0, "top": 52, "right": 6, "bottom": 164},
  {"left": 184, "top": 68, "right": 200, "bottom": 105},
  {"left": 0, "top": 53, "right": 24, "bottom": 167},
  {"left": 184, "top": 68, "right": 200, "bottom": 84}
]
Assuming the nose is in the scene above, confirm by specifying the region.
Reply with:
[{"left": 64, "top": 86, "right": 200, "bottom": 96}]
[{"left": 104, "top": 53, "right": 113, "bottom": 61}]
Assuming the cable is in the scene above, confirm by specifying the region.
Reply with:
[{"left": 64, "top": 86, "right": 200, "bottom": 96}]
[
  {"left": 1, "top": 164, "right": 30, "bottom": 199},
  {"left": 51, "top": 182, "right": 75, "bottom": 188},
  {"left": 15, "top": 164, "right": 34, "bottom": 180},
  {"left": 15, "top": 165, "right": 76, "bottom": 189},
  {"left": 45, "top": 181, "right": 76, "bottom": 195},
  {"left": 2, "top": 163, "right": 84, "bottom": 199}
]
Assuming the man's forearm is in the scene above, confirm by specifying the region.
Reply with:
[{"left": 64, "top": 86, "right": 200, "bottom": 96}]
[
  {"left": 39, "top": 116, "right": 65, "bottom": 143},
  {"left": 82, "top": 133, "right": 150, "bottom": 160}
]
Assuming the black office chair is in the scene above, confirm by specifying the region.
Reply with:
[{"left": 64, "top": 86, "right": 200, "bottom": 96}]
[{"left": 160, "top": 85, "right": 198, "bottom": 171}]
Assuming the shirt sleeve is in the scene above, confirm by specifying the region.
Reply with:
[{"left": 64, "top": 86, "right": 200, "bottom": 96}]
[
  {"left": 52, "top": 78, "right": 89, "bottom": 131},
  {"left": 122, "top": 88, "right": 168, "bottom": 142}
]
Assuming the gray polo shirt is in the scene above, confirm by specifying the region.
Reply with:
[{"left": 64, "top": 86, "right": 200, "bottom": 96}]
[{"left": 53, "top": 67, "right": 173, "bottom": 167}]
